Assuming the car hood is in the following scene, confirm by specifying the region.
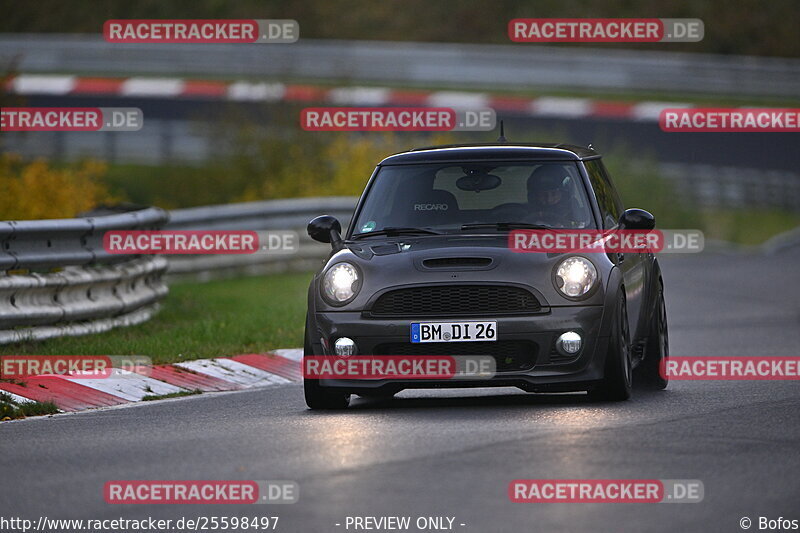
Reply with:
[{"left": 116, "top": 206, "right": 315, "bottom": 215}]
[{"left": 315, "top": 234, "right": 611, "bottom": 310}]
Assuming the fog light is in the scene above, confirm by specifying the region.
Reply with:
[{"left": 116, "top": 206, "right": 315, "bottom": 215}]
[
  {"left": 334, "top": 337, "right": 356, "bottom": 357},
  {"left": 555, "top": 331, "right": 582, "bottom": 355}
]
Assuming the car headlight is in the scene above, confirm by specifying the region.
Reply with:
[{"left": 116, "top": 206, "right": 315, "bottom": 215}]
[
  {"left": 322, "top": 262, "right": 361, "bottom": 305},
  {"left": 554, "top": 256, "right": 597, "bottom": 299}
]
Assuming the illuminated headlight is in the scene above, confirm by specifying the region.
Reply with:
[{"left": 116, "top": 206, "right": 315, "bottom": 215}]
[
  {"left": 322, "top": 262, "right": 361, "bottom": 305},
  {"left": 554, "top": 256, "right": 597, "bottom": 299}
]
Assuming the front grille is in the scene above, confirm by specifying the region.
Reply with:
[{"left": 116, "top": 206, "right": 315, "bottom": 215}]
[
  {"left": 373, "top": 340, "right": 537, "bottom": 372},
  {"left": 369, "top": 285, "right": 541, "bottom": 317}
]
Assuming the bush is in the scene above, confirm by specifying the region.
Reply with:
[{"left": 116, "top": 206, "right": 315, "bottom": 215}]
[
  {"left": 230, "top": 131, "right": 402, "bottom": 200},
  {"left": 217, "top": 115, "right": 456, "bottom": 201},
  {"left": 0, "top": 154, "right": 119, "bottom": 220}
]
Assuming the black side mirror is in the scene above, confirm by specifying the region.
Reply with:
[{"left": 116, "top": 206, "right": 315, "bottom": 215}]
[
  {"left": 618, "top": 208, "right": 655, "bottom": 231},
  {"left": 307, "top": 215, "right": 343, "bottom": 249}
]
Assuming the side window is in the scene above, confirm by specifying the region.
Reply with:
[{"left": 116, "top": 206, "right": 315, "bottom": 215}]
[{"left": 585, "top": 160, "right": 624, "bottom": 229}]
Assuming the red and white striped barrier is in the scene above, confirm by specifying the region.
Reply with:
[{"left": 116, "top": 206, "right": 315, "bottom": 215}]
[
  {"left": 0, "top": 349, "right": 303, "bottom": 414},
  {"left": 5, "top": 74, "right": 692, "bottom": 122}
]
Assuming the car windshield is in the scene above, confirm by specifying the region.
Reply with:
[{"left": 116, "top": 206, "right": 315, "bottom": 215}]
[{"left": 351, "top": 162, "right": 596, "bottom": 236}]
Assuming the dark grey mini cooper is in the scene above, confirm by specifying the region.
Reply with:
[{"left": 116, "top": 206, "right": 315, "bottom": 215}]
[{"left": 304, "top": 143, "right": 668, "bottom": 409}]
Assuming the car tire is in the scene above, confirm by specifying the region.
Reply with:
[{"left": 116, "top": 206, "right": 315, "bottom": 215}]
[
  {"left": 303, "top": 320, "right": 350, "bottom": 410},
  {"left": 634, "top": 281, "right": 669, "bottom": 390},
  {"left": 589, "top": 292, "right": 632, "bottom": 401},
  {"left": 304, "top": 378, "right": 351, "bottom": 410}
]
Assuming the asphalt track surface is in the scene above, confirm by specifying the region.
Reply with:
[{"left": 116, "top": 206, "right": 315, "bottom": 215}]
[{"left": 2, "top": 245, "right": 799, "bottom": 533}]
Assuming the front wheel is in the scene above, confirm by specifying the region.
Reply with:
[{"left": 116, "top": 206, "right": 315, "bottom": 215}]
[
  {"left": 303, "top": 321, "right": 350, "bottom": 409},
  {"left": 634, "top": 281, "right": 669, "bottom": 390},
  {"left": 589, "top": 292, "right": 632, "bottom": 401},
  {"left": 304, "top": 377, "right": 350, "bottom": 409}
]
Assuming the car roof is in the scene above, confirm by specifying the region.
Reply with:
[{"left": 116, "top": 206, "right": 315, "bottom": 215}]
[{"left": 379, "top": 143, "right": 600, "bottom": 165}]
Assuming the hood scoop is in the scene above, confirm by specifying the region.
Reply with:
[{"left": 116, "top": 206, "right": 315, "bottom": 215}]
[
  {"left": 421, "top": 257, "right": 494, "bottom": 270},
  {"left": 371, "top": 243, "right": 401, "bottom": 256}
]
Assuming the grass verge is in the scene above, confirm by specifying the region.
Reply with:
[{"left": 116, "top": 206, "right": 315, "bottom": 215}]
[
  {"left": 700, "top": 209, "right": 800, "bottom": 246},
  {"left": 0, "top": 392, "right": 59, "bottom": 420},
  {"left": 0, "top": 272, "right": 313, "bottom": 365},
  {"left": 142, "top": 390, "right": 202, "bottom": 402}
]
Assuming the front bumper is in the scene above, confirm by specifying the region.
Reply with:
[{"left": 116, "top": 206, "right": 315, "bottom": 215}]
[{"left": 307, "top": 305, "right": 609, "bottom": 393}]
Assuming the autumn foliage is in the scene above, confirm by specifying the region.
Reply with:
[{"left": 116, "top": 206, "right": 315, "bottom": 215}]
[{"left": 0, "top": 154, "right": 118, "bottom": 220}]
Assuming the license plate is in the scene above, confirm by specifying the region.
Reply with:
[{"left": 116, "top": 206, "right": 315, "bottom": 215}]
[{"left": 411, "top": 321, "right": 497, "bottom": 343}]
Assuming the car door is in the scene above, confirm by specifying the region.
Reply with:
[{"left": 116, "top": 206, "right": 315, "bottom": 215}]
[{"left": 584, "top": 159, "right": 646, "bottom": 338}]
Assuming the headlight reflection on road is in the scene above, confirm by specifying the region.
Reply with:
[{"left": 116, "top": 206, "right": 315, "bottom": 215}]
[
  {"left": 305, "top": 416, "right": 378, "bottom": 469},
  {"left": 536, "top": 408, "right": 608, "bottom": 428},
  {"left": 527, "top": 409, "right": 613, "bottom": 470}
]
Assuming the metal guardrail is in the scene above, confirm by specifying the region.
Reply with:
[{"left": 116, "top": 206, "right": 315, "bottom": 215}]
[
  {"left": 165, "top": 197, "right": 356, "bottom": 279},
  {"left": 1, "top": 35, "right": 799, "bottom": 97},
  {"left": 0, "top": 198, "right": 356, "bottom": 344},
  {"left": 659, "top": 163, "right": 800, "bottom": 212},
  {"left": 0, "top": 207, "right": 170, "bottom": 344},
  {"left": 166, "top": 196, "right": 355, "bottom": 232},
  {"left": 0, "top": 207, "right": 168, "bottom": 270}
]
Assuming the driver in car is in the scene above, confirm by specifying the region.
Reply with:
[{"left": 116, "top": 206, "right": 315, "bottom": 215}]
[{"left": 525, "top": 165, "right": 581, "bottom": 228}]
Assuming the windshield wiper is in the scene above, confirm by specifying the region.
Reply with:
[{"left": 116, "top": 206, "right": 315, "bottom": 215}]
[
  {"left": 460, "top": 222, "right": 553, "bottom": 231},
  {"left": 350, "top": 227, "right": 444, "bottom": 239}
]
